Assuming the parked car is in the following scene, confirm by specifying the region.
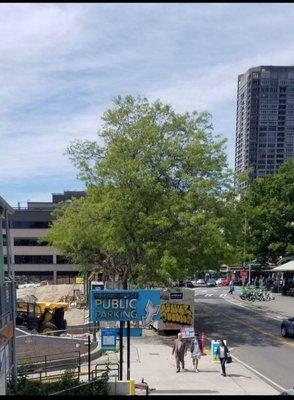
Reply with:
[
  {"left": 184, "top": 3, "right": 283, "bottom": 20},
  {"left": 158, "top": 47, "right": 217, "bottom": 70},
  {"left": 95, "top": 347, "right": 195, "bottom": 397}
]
[
  {"left": 185, "top": 281, "right": 195, "bottom": 288},
  {"left": 281, "top": 317, "right": 294, "bottom": 338},
  {"left": 196, "top": 279, "right": 205, "bottom": 284},
  {"left": 219, "top": 278, "right": 231, "bottom": 286},
  {"left": 216, "top": 278, "right": 230, "bottom": 286},
  {"left": 172, "top": 280, "right": 185, "bottom": 287},
  {"left": 206, "top": 278, "right": 216, "bottom": 287}
]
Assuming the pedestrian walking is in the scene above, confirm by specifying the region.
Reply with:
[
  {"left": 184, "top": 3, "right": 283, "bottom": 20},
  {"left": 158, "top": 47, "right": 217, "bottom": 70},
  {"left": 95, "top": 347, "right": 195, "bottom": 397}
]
[
  {"left": 190, "top": 335, "right": 201, "bottom": 372},
  {"left": 254, "top": 276, "right": 258, "bottom": 287},
  {"left": 216, "top": 339, "right": 229, "bottom": 376},
  {"left": 172, "top": 332, "right": 187, "bottom": 372},
  {"left": 228, "top": 280, "right": 235, "bottom": 295}
]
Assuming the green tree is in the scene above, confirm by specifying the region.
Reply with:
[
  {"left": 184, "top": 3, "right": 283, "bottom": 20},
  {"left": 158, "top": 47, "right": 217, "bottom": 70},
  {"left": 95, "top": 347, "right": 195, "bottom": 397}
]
[
  {"left": 47, "top": 96, "right": 238, "bottom": 287},
  {"left": 244, "top": 159, "right": 294, "bottom": 264}
]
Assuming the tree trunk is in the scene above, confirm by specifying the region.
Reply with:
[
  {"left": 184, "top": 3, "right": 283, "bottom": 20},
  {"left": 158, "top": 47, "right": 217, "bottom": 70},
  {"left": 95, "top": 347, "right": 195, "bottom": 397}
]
[{"left": 123, "top": 269, "right": 129, "bottom": 289}]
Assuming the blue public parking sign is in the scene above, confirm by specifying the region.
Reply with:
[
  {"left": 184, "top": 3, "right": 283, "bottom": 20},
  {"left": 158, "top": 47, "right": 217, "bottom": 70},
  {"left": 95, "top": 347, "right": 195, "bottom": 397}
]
[{"left": 89, "top": 289, "right": 160, "bottom": 323}]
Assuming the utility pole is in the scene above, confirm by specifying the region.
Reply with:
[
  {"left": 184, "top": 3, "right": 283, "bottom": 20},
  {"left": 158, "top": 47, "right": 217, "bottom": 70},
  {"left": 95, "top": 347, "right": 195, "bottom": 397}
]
[
  {"left": 5, "top": 210, "right": 17, "bottom": 385},
  {"left": 243, "top": 210, "right": 247, "bottom": 264},
  {"left": 248, "top": 261, "right": 251, "bottom": 286}
]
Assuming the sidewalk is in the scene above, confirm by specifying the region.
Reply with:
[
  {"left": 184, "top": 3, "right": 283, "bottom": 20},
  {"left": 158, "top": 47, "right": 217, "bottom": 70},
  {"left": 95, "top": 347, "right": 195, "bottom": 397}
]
[
  {"left": 119, "top": 330, "right": 280, "bottom": 395},
  {"left": 227, "top": 288, "right": 294, "bottom": 320}
]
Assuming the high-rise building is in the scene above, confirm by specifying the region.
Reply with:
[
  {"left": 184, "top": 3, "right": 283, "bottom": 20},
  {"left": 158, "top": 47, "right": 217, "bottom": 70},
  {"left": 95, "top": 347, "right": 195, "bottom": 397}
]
[
  {"left": 2, "top": 191, "right": 85, "bottom": 284},
  {"left": 235, "top": 66, "right": 294, "bottom": 187}
]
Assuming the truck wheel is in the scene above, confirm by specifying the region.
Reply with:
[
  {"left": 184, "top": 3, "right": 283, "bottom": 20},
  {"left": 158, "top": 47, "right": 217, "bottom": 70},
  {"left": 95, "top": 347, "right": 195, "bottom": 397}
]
[{"left": 39, "top": 322, "right": 57, "bottom": 335}]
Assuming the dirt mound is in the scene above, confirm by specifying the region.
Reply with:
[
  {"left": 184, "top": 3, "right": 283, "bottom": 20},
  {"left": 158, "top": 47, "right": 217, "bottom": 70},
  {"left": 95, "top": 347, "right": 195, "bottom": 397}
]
[{"left": 17, "top": 283, "right": 84, "bottom": 303}]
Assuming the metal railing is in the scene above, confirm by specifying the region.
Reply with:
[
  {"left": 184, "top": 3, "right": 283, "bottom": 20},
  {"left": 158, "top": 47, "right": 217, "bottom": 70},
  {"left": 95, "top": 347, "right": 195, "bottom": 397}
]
[
  {"left": 91, "top": 362, "right": 119, "bottom": 379},
  {"left": 18, "top": 350, "right": 81, "bottom": 376},
  {"left": 48, "top": 376, "right": 109, "bottom": 396}
]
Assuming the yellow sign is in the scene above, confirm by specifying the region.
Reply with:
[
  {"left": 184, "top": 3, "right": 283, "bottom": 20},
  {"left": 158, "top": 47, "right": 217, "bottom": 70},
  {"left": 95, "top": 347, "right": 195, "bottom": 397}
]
[
  {"left": 76, "top": 277, "right": 84, "bottom": 284},
  {"left": 159, "top": 303, "right": 193, "bottom": 325}
]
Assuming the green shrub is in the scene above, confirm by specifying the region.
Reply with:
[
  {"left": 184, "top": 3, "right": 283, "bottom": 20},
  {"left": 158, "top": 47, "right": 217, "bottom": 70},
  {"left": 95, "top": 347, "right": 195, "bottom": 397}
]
[{"left": 7, "top": 364, "right": 109, "bottom": 396}]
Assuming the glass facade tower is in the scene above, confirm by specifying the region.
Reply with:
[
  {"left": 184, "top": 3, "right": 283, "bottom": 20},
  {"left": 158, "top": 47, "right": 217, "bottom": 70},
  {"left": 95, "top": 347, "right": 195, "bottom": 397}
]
[{"left": 235, "top": 66, "right": 294, "bottom": 187}]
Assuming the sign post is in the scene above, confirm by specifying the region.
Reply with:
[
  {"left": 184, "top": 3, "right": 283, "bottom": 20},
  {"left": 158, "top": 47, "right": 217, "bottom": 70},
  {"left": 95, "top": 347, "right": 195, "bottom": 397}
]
[
  {"left": 119, "top": 322, "right": 123, "bottom": 380},
  {"left": 127, "top": 321, "right": 131, "bottom": 380},
  {"left": 89, "top": 289, "right": 160, "bottom": 382},
  {"left": 88, "top": 335, "right": 91, "bottom": 382}
]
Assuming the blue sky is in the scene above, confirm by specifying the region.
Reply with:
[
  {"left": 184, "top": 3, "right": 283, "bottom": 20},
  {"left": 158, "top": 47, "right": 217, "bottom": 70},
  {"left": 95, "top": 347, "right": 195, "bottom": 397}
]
[{"left": 1, "top": 3, "right": 294, "bottom": 206}]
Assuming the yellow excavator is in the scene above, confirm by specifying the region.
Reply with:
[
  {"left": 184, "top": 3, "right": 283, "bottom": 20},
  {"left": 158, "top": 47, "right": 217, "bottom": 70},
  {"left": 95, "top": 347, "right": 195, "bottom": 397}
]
[{"left": 16, "top": 300, "right": 68, "bottom": 335}]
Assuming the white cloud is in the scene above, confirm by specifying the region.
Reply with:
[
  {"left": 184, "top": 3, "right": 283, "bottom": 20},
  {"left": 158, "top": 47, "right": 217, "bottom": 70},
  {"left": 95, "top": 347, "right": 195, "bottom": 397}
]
[{"left": 2, "top": 3, "right": 294, "bottom": 203}]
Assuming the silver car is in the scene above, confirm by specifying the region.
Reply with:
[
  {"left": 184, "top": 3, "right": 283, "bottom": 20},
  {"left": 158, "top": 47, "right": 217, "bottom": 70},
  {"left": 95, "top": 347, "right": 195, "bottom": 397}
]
[{"left": 206, "top": 278, "right": 216, "bottom": 287}]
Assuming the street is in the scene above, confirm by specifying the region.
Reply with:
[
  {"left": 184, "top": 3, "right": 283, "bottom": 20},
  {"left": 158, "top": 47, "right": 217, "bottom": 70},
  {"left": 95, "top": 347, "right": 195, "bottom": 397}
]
[{"left": 194, "top": 286, "right": 294, "bottom": 391}]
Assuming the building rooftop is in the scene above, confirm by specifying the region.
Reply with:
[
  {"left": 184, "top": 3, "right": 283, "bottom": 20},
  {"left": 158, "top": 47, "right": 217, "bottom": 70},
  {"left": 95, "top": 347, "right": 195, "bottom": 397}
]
[{"left": 13, "top": 191, "right": 86, "bottom": 211}]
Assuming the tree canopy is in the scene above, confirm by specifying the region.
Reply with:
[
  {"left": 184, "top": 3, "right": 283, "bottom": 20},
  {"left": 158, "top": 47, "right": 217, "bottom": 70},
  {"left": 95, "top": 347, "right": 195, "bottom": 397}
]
[
  {"left": 46, "top": 95, "right": 240, "bottom": 287},
  {"left": 243, "top": 159, "right": 294, "bottom": 265}
]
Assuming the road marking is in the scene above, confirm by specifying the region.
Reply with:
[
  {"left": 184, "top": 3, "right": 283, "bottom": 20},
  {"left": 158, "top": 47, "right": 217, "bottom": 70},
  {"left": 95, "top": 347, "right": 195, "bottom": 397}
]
[{"left": 231, "top": 354, "right": 285, "bottom": 393}]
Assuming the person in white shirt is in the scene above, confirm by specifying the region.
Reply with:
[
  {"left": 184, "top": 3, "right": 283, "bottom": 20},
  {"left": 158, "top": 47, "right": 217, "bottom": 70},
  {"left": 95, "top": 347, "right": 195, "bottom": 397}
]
[{"left": 190, "top": 335, "right": 201, "bottom": 372}]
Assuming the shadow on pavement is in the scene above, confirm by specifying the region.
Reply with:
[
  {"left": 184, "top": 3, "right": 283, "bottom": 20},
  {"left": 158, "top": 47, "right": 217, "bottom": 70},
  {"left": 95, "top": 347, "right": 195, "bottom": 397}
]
[
  {"left": 194, "top": 300, "right": 284, "bottom": 349},
  {"left": 227, "top": 374, "right": 252, "bottom": 379}
]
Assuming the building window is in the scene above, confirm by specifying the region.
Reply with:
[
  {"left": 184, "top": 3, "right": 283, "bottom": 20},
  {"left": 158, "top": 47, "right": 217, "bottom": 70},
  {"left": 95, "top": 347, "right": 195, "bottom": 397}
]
[
  {"left": 14, "top": 238, "right": 49, "bottom": 246},
  {"left": 9, "top": 221, "right": 51, "bottom": 229},
  {"left": 14, "top": 255, "right": 54, "bottom": 264},
  {"left": 56, "top": 255, "right": 74, "bottom": 264}
]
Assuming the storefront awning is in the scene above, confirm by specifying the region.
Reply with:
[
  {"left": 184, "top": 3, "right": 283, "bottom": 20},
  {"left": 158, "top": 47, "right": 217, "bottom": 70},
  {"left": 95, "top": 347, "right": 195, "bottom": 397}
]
[{"left": 272, "top": 260, "right": 294, "bottom": 272}]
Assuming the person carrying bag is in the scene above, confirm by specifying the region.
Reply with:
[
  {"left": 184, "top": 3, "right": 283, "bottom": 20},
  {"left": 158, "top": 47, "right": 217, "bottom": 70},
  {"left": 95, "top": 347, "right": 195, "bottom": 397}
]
[{"left": 216, "top": 339, "right": 232, "bottom": 376}]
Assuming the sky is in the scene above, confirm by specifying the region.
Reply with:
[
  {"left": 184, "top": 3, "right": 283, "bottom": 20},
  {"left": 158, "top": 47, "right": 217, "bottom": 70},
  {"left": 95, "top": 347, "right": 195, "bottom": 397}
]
[{"left": 1, "top": 3, "right": 294, "bottom": 206}]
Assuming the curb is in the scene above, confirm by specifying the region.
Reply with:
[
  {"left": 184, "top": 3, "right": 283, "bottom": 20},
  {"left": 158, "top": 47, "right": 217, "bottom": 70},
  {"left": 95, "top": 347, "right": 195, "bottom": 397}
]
[{"left": 225, "top": 296, "right": 287, "bottom": 321}]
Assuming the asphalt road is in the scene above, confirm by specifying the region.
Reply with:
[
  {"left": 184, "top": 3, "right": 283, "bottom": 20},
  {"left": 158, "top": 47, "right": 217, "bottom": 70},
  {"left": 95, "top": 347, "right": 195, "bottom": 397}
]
[{"left": 194, "top": 286, "right": 294, "bottom": 391}]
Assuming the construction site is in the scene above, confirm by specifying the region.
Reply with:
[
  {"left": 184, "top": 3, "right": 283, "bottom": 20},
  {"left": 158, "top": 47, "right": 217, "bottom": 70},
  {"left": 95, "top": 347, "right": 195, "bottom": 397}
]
[{"left": 17, "top": 282, "right": 88, "bottom": 327}]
